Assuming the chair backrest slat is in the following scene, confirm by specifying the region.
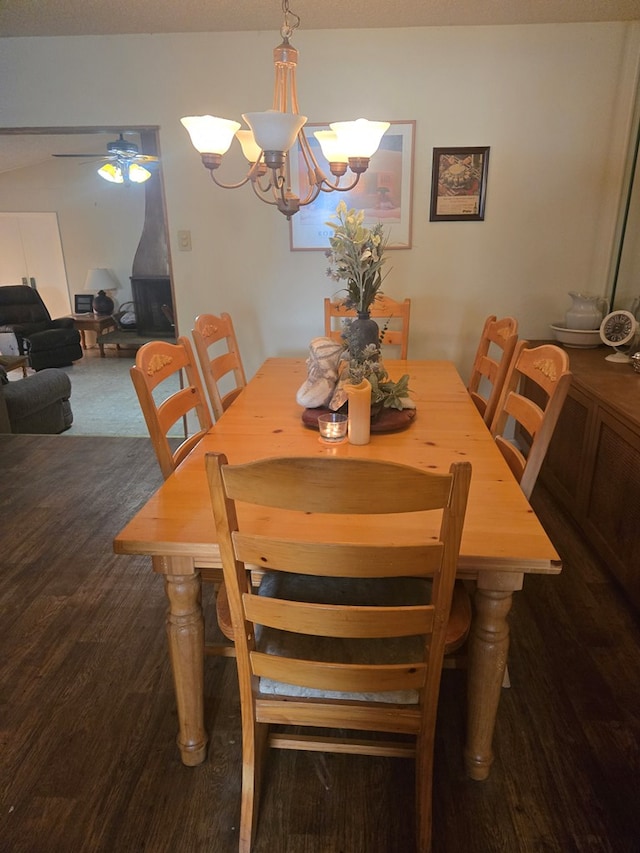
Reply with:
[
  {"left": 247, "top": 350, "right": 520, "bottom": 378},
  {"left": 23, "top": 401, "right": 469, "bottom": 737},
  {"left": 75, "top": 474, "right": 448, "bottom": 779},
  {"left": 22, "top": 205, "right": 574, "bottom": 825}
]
[
  {"left": 244, "top": 595, "right": 436, "bottom": 638},
  {"left": 250, "top": 651, "right": 429, "bottom": 693},
  {"left": 233, "top": 534, "right": 443, "bottom": 577}
]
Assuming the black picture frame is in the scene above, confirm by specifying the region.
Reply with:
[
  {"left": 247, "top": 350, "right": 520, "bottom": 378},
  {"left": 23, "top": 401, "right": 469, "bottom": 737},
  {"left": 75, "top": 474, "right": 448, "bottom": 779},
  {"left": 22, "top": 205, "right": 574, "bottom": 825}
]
[
  {"left": 430, "top": 146, "right": 490, "bottom": 222},
  {"left": 74, "top": 294, "right": 94, "bottom": 314}
]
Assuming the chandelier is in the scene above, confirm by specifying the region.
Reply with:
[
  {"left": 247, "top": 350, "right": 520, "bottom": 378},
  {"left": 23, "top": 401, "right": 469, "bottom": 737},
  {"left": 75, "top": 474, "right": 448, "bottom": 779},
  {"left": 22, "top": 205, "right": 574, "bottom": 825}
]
[{"left": 180, "top": 1, "right": 389, "bottom": 219}]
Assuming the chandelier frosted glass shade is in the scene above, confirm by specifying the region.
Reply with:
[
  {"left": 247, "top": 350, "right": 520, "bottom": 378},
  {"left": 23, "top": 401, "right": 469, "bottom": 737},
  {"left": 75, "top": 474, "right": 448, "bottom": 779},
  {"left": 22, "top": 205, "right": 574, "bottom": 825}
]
[
  {"left": 313, "top": 131, "right": 349, "bottom": 165},
  {"left": 330, "top": 120, "right": 390, "bottom": 159},
  {"left": 242, "top": 111, "right": 307, "bottom": 154},
  {"left": 236, "top": 130, "right": 263, "bottom": 163},
  {"left": 180, "top": 116, "right": 242, "bottom": 156}
]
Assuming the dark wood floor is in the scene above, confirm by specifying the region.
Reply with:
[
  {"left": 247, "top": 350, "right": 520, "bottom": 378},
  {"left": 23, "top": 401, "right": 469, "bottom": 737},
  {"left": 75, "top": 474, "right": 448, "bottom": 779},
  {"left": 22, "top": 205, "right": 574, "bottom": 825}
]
[{"left": 1, "top": 435, "right": 639, "bottom": 853}]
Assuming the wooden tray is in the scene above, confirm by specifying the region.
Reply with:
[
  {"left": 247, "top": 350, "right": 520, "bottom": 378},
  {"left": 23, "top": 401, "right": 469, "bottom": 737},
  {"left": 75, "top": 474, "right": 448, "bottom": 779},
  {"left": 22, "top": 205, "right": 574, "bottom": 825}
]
[{"left": 302, "top": 406, "right": 416, "bottom": 433}]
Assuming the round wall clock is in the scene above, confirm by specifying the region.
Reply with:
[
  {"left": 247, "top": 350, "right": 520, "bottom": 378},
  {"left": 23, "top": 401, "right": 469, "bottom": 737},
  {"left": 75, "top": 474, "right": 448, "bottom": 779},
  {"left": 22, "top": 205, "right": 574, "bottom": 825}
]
[{"left": 599, "top": 310, "right": 638, "bottom": 362}]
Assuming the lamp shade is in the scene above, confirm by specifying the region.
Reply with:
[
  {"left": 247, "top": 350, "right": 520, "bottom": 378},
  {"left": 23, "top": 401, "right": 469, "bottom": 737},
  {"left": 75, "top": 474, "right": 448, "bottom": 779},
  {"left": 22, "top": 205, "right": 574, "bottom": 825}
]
[
  {"left": 98, "top": 162, "right": 124, "bottom": 184},
  {"left": 242, "top": 110, "right": 307, "bottom": 153},
  {"left": 181, "top": 115, "right": 241, "bottom": 155},
  {"left": 313, "top": 131, "right": 349, "bottom": 164},
  {"left": 236, "top": 129, "right": 263, "bottom": 163},
  {"left": 128, "top": 163, "right": 152, "bottom": 183},
  {"left": 84, "top": 268, "right": 120, "bottom": 293},
  {"left": 330, "top": 119, "right": 390, "bottom": 159}
]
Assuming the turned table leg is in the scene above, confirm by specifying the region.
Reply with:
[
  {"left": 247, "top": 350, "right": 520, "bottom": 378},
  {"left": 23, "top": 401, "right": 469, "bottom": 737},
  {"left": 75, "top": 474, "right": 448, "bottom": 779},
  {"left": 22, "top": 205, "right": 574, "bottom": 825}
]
[
  {"left": 464, "top": 580, "right": 517, "bottom": 781},
  {"left": 157, "top": 556, "right": 208, "bottom": 766}
]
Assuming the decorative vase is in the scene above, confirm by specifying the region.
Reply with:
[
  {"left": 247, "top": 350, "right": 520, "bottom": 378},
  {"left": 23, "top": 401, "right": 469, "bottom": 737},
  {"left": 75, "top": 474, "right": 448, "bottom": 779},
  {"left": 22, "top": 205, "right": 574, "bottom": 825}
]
[
  {"left": 93, "top": 289, "right": 114, "bottom": 315},
  {"left": 348, "top": 311, "right": 380, "bottom": 359}
]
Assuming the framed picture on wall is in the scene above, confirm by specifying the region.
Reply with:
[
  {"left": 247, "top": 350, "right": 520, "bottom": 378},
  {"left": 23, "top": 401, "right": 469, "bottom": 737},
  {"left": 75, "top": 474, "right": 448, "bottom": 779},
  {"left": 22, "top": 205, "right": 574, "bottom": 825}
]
[
  {"left": 289, "top": 120, "right": 415, "bottom": 250},
  {"left": 430, "top": 146, "right": 490, "bottom": 222}
]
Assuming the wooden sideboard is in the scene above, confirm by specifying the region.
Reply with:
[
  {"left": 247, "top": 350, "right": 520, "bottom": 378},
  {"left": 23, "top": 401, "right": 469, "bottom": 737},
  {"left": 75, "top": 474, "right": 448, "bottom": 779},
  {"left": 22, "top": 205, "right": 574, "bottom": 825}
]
[{"left": 531, "top": 345, "right": 640, "bottom": 610}]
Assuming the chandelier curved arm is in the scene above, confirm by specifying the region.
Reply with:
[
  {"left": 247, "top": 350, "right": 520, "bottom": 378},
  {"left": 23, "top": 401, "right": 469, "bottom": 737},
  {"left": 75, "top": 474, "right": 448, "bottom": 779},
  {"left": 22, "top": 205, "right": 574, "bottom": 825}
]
[
  {"left": 208, "top": 158, "right": 267, "bottom": 191},
  {"left": 209, "top": 171, "right": 253, "bottom": 191},
  {"left": 317, "top": 172, "right": 363, "bottom": 194},
  {"left": 250, "top": 179, "right": 279, "bottom": 206}
]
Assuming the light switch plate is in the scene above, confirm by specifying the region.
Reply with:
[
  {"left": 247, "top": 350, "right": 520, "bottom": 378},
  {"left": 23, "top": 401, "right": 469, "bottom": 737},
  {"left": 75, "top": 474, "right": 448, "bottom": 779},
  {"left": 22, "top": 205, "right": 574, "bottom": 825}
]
[{"left": 177, "top": 230, "right": 192, "bottom": 251}]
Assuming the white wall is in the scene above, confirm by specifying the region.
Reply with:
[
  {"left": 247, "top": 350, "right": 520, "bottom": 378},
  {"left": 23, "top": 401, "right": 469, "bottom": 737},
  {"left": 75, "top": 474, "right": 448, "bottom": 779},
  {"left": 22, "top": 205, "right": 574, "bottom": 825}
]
[
  {"left": 0, "top": 154, "right": 144, "bottom": 307},
  {"left": 1, "top": 22, "right": 639, "bottom": 379}
]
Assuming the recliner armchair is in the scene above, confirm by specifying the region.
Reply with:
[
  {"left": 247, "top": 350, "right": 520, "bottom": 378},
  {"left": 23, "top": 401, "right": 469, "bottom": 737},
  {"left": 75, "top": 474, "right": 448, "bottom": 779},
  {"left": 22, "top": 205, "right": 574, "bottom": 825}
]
[
  {"left": 0, "top": 285, "right": 83, "bottom": 371},
  {"left": 0, "top": 366, "right": 73, "bottom": 434}
]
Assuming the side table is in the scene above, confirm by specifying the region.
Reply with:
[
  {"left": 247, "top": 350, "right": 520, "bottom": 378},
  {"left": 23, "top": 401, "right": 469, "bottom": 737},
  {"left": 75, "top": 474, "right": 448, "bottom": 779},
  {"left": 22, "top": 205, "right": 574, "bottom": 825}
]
[
  {"left": 0, "top": 354, "right": 29, "bottom": 378},
  {"left": 70, "top": 314, "right": 117, "bottom": 353}
]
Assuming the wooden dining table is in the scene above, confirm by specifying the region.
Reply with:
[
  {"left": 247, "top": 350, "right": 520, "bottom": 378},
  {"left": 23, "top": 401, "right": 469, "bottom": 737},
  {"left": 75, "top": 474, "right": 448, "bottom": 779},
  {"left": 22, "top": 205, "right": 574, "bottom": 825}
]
[{"left": 114, "top": 357, "right": 561, "bottom": 781}]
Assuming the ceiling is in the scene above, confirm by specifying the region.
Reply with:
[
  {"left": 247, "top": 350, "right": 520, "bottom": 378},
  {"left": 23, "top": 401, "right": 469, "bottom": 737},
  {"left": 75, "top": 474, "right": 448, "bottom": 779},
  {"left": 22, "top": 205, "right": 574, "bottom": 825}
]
[
  {"left": 0, "top": 1, "right": 638, "bottom": 174},
  {"left": 0, "top": 0, "right": 638, "bottom": 37}
]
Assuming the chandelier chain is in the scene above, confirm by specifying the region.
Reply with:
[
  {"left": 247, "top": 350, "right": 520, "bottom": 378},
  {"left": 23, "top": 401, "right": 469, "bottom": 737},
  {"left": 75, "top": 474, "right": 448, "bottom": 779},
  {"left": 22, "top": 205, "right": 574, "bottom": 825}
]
[{"left": 280, "top": 0, "right": 300, "bottom": 41}]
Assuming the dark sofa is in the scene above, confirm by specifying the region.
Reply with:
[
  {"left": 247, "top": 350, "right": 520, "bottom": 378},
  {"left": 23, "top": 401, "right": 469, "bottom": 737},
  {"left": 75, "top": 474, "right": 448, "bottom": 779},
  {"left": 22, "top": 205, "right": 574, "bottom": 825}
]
[
  {"left": 0, "top": 366, "right": 73, "bottom": 434},
  {"left": 0, "top": 285, "right": 83, "bottom": 371}
]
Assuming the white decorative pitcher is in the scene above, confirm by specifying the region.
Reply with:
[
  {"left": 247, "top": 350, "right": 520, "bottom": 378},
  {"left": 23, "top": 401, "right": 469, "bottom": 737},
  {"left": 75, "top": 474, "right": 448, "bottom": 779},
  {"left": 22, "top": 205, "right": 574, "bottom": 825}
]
[{"left": 565, "top": 292, "right": 608, "bottom": 330}]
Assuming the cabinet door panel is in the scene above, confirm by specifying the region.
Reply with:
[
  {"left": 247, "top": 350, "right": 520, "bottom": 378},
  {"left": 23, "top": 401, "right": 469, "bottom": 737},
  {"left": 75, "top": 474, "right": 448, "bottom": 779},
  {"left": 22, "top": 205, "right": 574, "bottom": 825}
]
[
  {"left": 584, "top": 411, "right": 640, "bottom": 610},
  {"left": 540, "top": 386, "right": 593, "bottom": 514}
]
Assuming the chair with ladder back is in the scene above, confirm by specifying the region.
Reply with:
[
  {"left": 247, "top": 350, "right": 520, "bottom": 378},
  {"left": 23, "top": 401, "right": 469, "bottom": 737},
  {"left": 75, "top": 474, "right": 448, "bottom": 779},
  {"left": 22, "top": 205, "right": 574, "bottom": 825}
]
[{"left": 207, "top": 452, "right": 472, "bottom": 853}]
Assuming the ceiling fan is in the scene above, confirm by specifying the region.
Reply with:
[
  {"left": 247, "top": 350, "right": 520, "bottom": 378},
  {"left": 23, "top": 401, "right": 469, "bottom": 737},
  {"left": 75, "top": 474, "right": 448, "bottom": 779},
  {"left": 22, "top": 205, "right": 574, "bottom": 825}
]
[{"left": 52, "top": 133, "right": 159, "bottom": 184}]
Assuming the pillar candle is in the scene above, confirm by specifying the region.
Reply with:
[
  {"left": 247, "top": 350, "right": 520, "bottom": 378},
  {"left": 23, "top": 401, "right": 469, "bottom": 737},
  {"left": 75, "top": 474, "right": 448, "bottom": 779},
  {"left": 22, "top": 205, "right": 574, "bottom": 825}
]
[{"left": 345, "top": 378, "right": 371, "bottom": 445}]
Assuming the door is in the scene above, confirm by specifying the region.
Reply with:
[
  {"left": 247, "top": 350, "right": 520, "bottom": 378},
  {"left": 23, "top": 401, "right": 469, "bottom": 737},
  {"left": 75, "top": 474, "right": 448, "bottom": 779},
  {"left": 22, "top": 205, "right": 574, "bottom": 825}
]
[{"left": 0, "top": 212, "right": 71, "bottom": 318}]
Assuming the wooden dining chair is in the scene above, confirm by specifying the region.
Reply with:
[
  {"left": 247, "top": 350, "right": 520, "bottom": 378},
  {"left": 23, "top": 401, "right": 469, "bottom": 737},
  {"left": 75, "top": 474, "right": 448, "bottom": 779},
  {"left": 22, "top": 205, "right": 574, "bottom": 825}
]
[
  {"left": 490, "top": 340, "right": 572, "bottom": 500},
  {"left": 467, "top": 315, "right": 519, "bottom": 427},
  {"left": 192, "top": 312, "right": 247, "bottom": 421},
  {"left": 324, "top": 295, "right": 411, "bottom": 358},
  {"left": 207, "top": 452, "right": 472, "bottom": 853},
  {"left": 130, "top": 336, "right": 212, "bottom": 479},
  {"left": 130, "top": 336, "right": 234, "bottom": 649}
]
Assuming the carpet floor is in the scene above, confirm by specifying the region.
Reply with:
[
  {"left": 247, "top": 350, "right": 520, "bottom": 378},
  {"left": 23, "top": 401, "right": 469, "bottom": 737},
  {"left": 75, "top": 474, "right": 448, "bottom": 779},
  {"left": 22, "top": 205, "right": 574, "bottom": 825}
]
[{"left": 12, "top": 348, "right": 194, "bottom": 437}]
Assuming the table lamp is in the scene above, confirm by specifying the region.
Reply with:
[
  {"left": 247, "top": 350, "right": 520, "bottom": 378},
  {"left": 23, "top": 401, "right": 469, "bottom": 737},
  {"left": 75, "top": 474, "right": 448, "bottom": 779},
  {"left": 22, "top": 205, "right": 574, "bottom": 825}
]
[{"left": 84, "top": 268, "right": 120, "bottom": 315}]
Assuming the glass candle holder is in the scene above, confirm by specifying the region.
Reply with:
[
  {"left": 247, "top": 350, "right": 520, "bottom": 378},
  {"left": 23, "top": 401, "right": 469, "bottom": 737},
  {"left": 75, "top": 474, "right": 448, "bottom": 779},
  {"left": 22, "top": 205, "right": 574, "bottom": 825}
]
[{"left": 317, "top": 412, "right": 348, "bottom": 443}]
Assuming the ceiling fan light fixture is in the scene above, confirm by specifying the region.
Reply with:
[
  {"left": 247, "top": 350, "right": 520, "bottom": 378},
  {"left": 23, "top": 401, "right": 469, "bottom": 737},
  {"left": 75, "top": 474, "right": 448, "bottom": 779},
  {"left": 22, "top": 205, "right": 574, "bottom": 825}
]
[{"left": 97, "top": 160, "right": 152, "bottom": 184}]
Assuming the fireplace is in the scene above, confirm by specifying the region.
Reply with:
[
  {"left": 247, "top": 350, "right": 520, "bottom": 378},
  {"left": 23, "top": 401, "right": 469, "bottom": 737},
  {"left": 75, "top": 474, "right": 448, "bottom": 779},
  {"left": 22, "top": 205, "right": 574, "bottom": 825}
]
[{"left": 130, "top": 275, "right": 174, "bottom": 337}]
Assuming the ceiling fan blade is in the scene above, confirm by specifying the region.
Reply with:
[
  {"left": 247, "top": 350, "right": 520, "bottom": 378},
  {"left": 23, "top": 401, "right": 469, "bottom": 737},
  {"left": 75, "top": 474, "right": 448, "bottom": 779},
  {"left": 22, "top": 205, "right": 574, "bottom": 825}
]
[{"left": 52, "top": 153, "right": 109, "bottom": 158}]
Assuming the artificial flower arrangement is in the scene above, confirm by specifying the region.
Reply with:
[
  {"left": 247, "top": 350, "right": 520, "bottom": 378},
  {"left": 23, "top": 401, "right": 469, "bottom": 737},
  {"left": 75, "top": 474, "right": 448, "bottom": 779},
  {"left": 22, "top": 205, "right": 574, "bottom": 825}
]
[
  {"left": 325, "top": 201, "right": 388, "bottom": 314},
  {"left": 324, "top": 202, "right": 412, "bottom": 413}
]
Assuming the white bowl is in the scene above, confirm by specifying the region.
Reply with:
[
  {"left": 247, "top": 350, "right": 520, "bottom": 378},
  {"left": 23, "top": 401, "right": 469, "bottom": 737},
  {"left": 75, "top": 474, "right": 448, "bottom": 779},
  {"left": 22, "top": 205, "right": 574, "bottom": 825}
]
[{"left": 549, "top": 324, "right": 602, "bottom": 348}]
